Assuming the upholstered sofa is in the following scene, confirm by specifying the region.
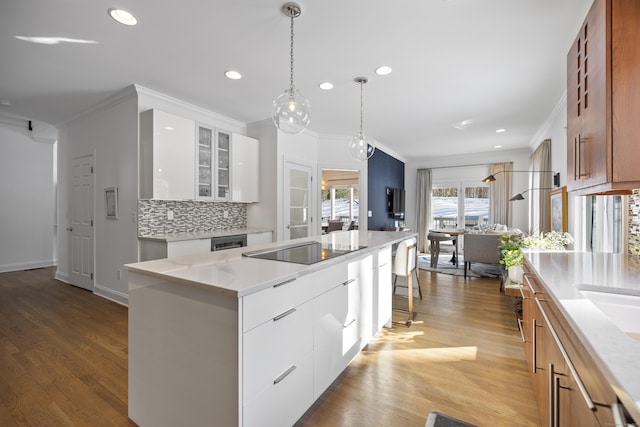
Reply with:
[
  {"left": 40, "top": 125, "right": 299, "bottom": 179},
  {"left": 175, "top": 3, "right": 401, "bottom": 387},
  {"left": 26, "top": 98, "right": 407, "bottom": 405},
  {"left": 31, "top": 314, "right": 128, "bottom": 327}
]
[{"left": 463, "top": 233, "right": 504, "bottom": 278}]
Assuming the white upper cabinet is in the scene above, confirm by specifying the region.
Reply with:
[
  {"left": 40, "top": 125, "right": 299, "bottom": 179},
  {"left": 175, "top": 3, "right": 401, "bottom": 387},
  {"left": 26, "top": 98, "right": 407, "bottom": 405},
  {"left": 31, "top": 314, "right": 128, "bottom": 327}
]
[
  {"left": 196, "top": 128, "right": 259, "bottom": 202},
  {"left": 140, "top": 109, "right": 195, "bottom": 200},
  {"left": 231, "top": 133, "right": 259, "bottom": 203}
]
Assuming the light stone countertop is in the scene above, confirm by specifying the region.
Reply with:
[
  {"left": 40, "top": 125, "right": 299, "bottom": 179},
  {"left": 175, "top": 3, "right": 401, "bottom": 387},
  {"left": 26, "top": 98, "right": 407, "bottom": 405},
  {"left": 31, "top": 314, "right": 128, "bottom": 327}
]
[
  {"left": 138, "top": 227, "right": 273, "bottom": 242},
  {"left": 524, "top": 250, "right": 640, "bottom": 423},
  {"left": 126, "top": 230, "right": 416, "bottom": 298}
]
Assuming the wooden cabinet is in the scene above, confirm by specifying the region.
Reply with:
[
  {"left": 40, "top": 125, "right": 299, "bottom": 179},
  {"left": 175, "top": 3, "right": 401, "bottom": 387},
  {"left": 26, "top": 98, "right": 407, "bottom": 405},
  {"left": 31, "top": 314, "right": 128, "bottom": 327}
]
[
  {"left": 566, "top": 0, "right": 640, "bottom": 195},
  {"left": 522, "top": 265, "right": 617, "bottom": 427},
  {"left": 197, "top": 127, "right": 259, "bottom": 202},
  {"left": 140, "top": 109, "right": 196, "bottom": 200}
]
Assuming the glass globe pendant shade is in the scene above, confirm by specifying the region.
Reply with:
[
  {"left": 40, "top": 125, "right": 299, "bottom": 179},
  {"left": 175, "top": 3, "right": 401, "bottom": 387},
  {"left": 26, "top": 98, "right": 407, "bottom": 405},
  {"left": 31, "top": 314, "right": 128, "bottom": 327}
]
[
  {"left": 348, "top": 131, "right": 376, "bottom": 161},
  {"left": 272, "top": 88, "right": 311, "bottom": 134}
]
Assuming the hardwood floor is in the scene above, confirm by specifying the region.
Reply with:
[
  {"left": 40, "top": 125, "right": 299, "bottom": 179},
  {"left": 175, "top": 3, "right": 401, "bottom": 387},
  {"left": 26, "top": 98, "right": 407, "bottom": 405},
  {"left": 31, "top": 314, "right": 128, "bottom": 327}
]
[{"left": 0, "top": 267, "right": 540, "bottom": 427}]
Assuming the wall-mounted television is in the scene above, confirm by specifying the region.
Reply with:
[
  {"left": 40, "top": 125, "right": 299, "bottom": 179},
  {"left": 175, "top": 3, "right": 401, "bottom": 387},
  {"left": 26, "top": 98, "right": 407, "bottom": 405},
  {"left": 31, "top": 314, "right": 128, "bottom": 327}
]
[{"left": 386, "top": 187, "right": 405, "bottom": 219}]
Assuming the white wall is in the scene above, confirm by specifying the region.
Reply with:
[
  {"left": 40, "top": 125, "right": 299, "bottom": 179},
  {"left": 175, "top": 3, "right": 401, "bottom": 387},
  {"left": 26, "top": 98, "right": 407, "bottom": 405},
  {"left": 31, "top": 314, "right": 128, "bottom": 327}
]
[
  {"left": 0, "top": 117, "right": 56, "bottom": 272},
  {"left": 56, "top": 88, "right": 139, "bottom": 304},
  {"left": 405, "top": 148, "right": 532, "bottom": 232}
]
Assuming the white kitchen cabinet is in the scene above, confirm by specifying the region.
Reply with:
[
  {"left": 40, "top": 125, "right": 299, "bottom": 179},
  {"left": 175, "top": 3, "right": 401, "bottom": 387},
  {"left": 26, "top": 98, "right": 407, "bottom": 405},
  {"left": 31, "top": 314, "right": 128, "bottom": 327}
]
[
  {"left": 246, "top": 231, "right": 272, "bottom": 246},
  {"left": 196, "top": 128, "right": 259, "bottom": 202},
  {"left": 139, "top": 238, "right": 211, "bottom": 261},
  {"left": 140, "top": 109, "right": 195, "bottom": 200},
  {"left": 374, "top": 246, "right": 393, "bottom": 331},
  {"left": 196, "top": 125, "right": 230, "bottom": 201},
  {"left": 313, "top": 276, "right": 361, "bottom": 397},
  {"left": 242, "top": 300, "right": 314, "bottom": 427},
  {"left": 231, "top": 133, "right": 259, "bottom": 202}
]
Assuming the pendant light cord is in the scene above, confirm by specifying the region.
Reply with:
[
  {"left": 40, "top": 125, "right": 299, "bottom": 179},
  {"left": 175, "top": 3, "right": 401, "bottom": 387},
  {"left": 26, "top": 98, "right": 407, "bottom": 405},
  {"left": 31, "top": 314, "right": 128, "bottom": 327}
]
[
  {"left": 289, "top": 14, "right": 295, "bottom": 92},
  {"left": 359, "top": 81, "right": 364, "bottom": 134}
]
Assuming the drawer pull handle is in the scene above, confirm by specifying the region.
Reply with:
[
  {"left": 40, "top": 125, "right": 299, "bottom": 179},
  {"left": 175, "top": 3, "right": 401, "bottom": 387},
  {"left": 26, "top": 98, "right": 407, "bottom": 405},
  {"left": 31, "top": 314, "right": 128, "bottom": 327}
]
[
  {"left": 517, "top": 318, "right": 526, "bottom": 343},
  {"left": 343, "top": 318, "right": 356, "bottom": 328},
  {"left": 343, "top": 278, "right": 356, "bottom": 286},
  {"left": 524, "top": 274, "right": 539, "bottom": 295},
  {"left": 273, "top": 278, "right": 296, "bottom": 288},
  {"left": 273, "top": 308, "right": 296, "bottom": 322},
  {"left": 273, "top": 365, "right": 297, "bottom": 385}
]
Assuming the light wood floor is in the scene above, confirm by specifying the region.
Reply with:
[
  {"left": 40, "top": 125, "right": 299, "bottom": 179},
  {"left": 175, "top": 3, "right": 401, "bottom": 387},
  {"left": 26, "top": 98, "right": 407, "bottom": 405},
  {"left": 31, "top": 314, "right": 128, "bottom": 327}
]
[{"left": 0, "top": 267, "right": 540, "bottom": 427}]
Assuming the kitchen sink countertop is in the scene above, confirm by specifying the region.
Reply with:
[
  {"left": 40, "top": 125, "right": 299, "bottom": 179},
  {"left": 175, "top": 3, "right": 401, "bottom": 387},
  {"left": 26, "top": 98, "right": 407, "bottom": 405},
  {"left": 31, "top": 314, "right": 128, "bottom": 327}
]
[
  {"left": 138, "top": 227, "right": 273, "bottom": 242},
  {"left": 524, "top": 250, "right": 640, "bottom": 423}
]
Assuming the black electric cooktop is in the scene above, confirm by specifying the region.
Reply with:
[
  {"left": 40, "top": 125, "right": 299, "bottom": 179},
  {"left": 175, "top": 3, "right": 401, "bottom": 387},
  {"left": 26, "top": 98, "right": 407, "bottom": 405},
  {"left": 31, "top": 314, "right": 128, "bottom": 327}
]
[{"left": 242, "top": 241, "right": 366, "bottom": 265}]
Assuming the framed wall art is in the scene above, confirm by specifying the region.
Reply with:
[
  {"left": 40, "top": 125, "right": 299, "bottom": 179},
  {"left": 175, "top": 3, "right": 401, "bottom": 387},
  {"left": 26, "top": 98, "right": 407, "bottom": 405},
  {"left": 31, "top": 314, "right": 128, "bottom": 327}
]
[
  {"left": 549, "top": 186, "right": 567, "bottom": 232},
  {"left": 105, "top": 187, "right": 119, "bottom": 219}
]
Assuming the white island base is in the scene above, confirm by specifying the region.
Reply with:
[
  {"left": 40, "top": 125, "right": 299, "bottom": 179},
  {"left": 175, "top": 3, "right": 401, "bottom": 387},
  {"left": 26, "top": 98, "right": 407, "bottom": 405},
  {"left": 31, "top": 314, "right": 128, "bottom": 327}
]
[{"left": 127, "top": 230, "right": 416, "bottom": 427}]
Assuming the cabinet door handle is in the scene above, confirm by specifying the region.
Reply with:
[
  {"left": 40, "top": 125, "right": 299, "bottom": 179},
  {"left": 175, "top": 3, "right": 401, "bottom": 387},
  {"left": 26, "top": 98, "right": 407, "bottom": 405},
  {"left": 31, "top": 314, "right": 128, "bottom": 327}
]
[
  {"left": 343, "top": 318, "right": 356, "bottom": 328},
  {"left": 273, "top": 307, "right": 296, "bottom": 322},
  {"left": 535, "top": 298, "right": 595, "bottom": 410},
  {"left": 273, "top": 365, "right": 297, "bottom": 385},
  {"left": 518, "top": 284, "right": 527, "bottom": 300},
  {"left": 532, "top": 318, "right": 538, "bottom": 374},
  {"left": 273, "top": 278, "right": 296, "bottom": 288},
  {"left": 343, "top": 278, "right": 356, "bottom": 286},
  {"left": 611, "top": 402, "right": 628, "bottom": 427},
  {"left": 574, "top": 135, "right": 579, "bottom": 181},
  {"left": 517, "top": 318, "right": 526, "bottom": 343},
  {"left": 524, "top": 274, "right": 539, "bottom": 295}
]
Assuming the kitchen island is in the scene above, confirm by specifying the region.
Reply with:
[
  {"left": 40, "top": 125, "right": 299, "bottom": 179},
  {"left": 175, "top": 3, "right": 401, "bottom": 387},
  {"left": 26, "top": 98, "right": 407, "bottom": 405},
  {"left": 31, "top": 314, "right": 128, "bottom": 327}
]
[
  {"left": 523, "top": 251, "right": 640, "bottom": 425},
  {"left": 126, "top": 230, "right": 416, "bottom": 427}
]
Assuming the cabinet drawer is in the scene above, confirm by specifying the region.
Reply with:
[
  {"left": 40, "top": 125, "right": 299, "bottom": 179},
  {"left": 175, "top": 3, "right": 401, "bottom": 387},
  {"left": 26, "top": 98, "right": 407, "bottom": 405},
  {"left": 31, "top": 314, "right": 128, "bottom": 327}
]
[
  {"left": 243, "top": 299, "right": 313, "bottom": 402},
  {"left": 312, "top": 260, "right": 349, "bottom": 296},
  {"left": 242, "top": 274, "right": 313, "bottom": 332},
  {"left": 243, "top": 353, "right": 313, "bottom": 427}
]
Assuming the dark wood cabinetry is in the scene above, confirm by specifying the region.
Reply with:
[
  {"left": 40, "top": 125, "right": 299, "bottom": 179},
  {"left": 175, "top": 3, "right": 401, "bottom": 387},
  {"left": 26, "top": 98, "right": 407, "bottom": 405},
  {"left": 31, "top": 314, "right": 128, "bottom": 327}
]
[
  {"left": 521, "top": 265, "right": 617, "bottom": 426},
  {"left": 566, "top": 0, "right": 640, "bottom": 195}
]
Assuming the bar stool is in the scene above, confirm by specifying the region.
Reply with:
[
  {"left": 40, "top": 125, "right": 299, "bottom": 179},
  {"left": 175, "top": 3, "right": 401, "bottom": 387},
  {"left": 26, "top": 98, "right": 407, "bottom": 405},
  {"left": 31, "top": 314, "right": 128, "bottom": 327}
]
[{"left": 392, "top": 238, "right": 422, "bottom": 326}]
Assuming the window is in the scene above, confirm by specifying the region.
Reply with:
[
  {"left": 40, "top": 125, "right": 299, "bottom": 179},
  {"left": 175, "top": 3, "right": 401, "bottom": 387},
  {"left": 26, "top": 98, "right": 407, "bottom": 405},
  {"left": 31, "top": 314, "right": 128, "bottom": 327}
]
[{"left": 431, "top": 183, "right": 489, "bottom": 230}]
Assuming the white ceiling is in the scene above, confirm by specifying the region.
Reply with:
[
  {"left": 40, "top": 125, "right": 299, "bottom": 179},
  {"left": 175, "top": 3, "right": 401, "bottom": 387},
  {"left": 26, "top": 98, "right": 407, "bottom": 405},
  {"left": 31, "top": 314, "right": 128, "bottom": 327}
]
[{"left": 0, "top": 0, "right": 592, "bottom": 159}]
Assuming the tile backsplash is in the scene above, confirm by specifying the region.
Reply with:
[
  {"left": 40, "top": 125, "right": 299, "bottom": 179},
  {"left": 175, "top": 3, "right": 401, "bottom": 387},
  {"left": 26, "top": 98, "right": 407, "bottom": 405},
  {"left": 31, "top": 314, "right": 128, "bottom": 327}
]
[
  {"left": 630, "top": 190, "right": 640, "bottom": 256},
  {"left": 138, "top": 199, "right": 247, "bottom": 236}
]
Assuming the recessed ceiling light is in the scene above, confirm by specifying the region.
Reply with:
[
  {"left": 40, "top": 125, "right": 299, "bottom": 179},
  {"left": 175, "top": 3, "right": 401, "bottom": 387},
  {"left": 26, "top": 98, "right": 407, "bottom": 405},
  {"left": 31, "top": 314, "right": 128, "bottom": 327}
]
[
  {"left": 494, "top": 145, "right": 503, "bottom": 149},
  {"left": 454, "top": 119, "right": 472, "bottom": 130},
  {"left": 108, "top": 8, "right": 138, "bottom": 26},
  {"left": 224, "top": 70, "right": 242, "bottom": 80},
  {"left": 0, "top": 99, "right": 14, "bottom": 106},
  {"left": 495, "top": 128, "right": 506, "bottom": 133},
  {"left": 318, "top": 82, "right": 333, "bottom": 90},
  {"left": 375, "top": 65, "right": 392, "bottom": 76}
]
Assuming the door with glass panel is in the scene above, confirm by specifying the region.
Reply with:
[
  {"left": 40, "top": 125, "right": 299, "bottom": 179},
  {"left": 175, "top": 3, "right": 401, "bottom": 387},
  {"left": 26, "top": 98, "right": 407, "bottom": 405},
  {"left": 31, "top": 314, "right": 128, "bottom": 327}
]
[
  {"left": 284, "top": 161, "right": 312, "bottom": 240},
  {"left": 431, "top": 183, "right": 488, "bottom": 230}
]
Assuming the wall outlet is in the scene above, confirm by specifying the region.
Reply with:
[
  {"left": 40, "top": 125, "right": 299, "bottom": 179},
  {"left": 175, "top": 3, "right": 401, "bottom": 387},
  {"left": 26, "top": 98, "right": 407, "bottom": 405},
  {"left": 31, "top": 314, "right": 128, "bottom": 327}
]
[
  {"left": 223, "top": 210, "right": 229, "bottom": 219},
  {"left": 367, "top": 210, "right": 372, "bottom": 218},
  {"left": 167, "top": 210, "right": 174, "bottom": 220}
]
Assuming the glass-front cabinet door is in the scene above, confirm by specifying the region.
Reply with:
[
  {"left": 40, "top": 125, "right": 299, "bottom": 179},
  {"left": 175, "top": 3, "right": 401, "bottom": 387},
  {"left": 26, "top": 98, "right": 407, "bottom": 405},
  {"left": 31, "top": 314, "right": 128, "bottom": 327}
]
[
  {"left": 216, "top": 130, "right": 231, "bottom": 200},
  {"left": 196, "top": 125, "right": 231, "bottom": 201},
  {"left": 197, "top": 125, "right": 213, "bottom": 199}
]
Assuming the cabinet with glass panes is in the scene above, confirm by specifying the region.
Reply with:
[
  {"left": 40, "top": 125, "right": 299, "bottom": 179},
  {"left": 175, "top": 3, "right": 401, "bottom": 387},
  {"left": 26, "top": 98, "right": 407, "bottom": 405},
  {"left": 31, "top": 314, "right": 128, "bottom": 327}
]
[{"left": 196, "top": 125, "right": 231, "bottom": 201}]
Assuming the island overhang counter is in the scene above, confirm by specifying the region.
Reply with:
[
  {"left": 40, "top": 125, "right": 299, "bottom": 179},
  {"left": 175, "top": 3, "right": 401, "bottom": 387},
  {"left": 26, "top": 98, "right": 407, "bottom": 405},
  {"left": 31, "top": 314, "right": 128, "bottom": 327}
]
[{"left": 126, "top": 230, "right": 417, "bottom": 427}]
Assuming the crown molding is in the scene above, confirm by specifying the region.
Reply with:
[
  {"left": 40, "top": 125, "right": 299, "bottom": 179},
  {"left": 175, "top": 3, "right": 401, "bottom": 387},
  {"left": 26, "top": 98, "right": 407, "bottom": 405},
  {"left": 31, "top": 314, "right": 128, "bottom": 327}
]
[
  {"left": 56, "top": 85, "right": 138, "bottom": 129},
  {"left": 529, "top": 90, "right": 567, "bottom": 150}
]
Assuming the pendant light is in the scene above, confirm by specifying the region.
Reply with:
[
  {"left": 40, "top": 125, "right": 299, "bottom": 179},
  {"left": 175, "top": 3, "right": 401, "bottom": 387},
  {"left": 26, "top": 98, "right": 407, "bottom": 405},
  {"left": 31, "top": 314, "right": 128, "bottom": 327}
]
[
  {"left": 272, "top": 2, "right": 311, "bottom": 134},
  {"left": 348, "top": 77, "right": 376, "bottom": 161}
]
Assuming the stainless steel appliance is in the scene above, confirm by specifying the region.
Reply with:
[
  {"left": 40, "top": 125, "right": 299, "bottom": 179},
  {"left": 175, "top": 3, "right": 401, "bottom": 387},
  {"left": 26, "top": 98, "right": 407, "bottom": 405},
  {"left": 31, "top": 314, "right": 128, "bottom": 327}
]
[
  {"left": 211, "top": 234, "right": 247, "bottom": 251},
  {"left": 242, "top": 241, "right": 365, "bottom": 265}
]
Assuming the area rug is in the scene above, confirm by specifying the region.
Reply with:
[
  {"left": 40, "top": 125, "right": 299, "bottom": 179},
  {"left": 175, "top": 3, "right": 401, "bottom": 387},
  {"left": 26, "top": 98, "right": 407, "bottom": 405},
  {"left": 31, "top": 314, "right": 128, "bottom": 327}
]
[{"left": 418, "top": 253, "right": 503, "bottom": 278}]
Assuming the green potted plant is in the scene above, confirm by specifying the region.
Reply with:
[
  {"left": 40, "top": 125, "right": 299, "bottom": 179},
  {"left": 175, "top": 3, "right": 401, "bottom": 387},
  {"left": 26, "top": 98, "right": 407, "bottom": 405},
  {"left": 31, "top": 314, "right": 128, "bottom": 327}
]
[{"left": 499, "top": 234, "right": 524, "bottom": 283}]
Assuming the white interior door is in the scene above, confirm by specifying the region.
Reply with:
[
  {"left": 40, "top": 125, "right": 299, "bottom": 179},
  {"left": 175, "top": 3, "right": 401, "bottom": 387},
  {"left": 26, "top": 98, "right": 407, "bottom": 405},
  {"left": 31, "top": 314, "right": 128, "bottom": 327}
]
[
  {"left": 69, "top": 155, "right": 94, "bottom": 290},
  {"left": 284, "top": 161, "right": 312, "bottom": 240}
]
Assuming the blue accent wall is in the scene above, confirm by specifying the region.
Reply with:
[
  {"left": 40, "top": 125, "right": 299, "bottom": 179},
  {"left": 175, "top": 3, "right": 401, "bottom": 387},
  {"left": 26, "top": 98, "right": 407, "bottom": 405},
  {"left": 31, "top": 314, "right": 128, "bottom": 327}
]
[{"left": 367, "top": 149, "right": 405, "bottom": 231}]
